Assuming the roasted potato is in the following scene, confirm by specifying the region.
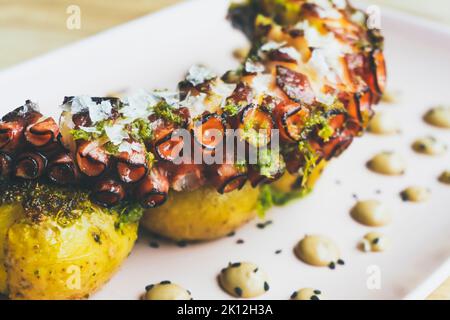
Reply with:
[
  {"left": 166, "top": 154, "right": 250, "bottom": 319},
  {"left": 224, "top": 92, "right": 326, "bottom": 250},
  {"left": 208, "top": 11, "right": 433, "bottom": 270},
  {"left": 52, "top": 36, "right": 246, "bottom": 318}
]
[
  {"left": 141, "top": 183, "right": 260, "bottom": 241},
  {"left": 0, "top": 181, "right": 138, "bottom": 300}
]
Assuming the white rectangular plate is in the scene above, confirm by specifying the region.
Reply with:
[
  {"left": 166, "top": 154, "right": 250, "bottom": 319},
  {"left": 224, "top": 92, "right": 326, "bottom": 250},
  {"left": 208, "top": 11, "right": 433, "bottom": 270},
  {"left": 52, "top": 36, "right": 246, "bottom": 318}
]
[{"left": 0, "top": 0, "right": 449, "bottom": 300}]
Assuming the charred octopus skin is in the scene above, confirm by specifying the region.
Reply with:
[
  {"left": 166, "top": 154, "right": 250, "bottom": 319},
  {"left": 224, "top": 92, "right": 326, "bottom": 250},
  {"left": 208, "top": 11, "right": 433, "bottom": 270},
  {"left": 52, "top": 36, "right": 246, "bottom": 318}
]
[{"left": 0, "top": 0, "right": 385, "bottom": 242}]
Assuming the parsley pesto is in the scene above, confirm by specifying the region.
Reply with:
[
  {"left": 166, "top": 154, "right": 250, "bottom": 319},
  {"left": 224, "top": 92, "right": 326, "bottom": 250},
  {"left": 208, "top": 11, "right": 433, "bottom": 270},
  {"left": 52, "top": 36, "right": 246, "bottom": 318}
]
[{"left": 0, "top": 181, "right": 142, "bottom": 228}]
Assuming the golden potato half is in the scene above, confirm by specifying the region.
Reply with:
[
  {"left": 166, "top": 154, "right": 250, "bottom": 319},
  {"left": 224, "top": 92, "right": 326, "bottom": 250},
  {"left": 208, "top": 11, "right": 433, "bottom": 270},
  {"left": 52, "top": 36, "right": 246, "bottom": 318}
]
[
  {"left": 141, "top": 183, "right": 260, "bottom": 241},
  {"left": 0, "top": 182, "right": 138, "bottom": 300}
]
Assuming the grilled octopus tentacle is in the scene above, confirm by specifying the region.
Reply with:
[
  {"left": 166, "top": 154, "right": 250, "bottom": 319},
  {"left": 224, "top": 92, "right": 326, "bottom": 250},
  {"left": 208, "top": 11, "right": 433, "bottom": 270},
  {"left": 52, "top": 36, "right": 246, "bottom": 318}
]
[
  {"left": 273, "top": 102, "right": 310, "bottom": 142},
  {"left": 14, "top": 151, "right": 48, "bottom": 180},
  {"left": 47, "top": 152, "right": 79, "bottom": 185},
  {"left": 25, "top": 117, "right": 60, "bottom": 148},
  {"left": 169, "top": 163, "right": 206, "bottom": 192},
  {"left": 116, "top": 143, "right": 148, "bottom": 184},
  {"left": 91, "top": 178, "right": 126, "bottom": 207},
  {"left": 76, "top": 141, "right": 110, "bottom": 177},
  {"left": 134, "top": 167, "right": 169, "bottom": 208},
  {"left": 192, "top": 112, "right": 226, "bottom": 153},
  {"left": 0, "top": 121, "right": 25, "bottom": 153},
  {"left": 238, "top": 104, "right": 274, "bottom": 147},
  {"left": 0, "top": 152, "right": 13, "bottom": 179},
  {"left": 209, "top": 163, "right": 247, "bottom": 194}
]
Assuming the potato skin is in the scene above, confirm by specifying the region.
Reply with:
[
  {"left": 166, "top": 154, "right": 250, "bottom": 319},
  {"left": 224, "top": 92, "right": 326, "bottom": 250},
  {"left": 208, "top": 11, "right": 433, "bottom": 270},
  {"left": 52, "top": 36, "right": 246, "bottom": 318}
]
[
  {"left": 0, "top": 204, "right": 24, "bottom": 294},
  {"left": 0, "top": 204, "right": 137, "bottom": 300},
  {"left": 141, "top": 183, "right": 260, "bottom": 241}
]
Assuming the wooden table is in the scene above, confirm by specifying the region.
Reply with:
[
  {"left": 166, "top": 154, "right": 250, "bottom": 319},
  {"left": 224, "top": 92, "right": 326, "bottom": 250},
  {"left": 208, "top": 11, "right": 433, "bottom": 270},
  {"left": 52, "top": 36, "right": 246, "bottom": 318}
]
[{"left": 0, "top": 0, "right": 448, "bottom": 300}]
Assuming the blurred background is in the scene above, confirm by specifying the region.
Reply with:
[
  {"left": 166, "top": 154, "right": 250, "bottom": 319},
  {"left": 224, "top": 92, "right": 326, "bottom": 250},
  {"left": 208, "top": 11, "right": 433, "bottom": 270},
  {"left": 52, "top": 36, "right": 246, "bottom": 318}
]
[
  {"left": 0, "top": 0, "right": 450, "bottom": 70},
  {"left": 0, "top": 0, "right": 448, "bottom": 300}
]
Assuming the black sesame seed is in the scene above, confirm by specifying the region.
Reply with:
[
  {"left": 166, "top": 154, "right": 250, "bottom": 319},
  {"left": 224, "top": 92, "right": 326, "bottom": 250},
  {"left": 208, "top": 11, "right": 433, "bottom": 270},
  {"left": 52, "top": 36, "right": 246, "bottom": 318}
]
[
  {"left": 231, "top": 262, "right": 241, "bottom": 268},
  {"left": 92, "top": 233, "right": 101, "bottom": 244},
  {"left": 310, "top": 295, "right": 320, "bottom": 300},
  {"left": 400, "top": 191, "right": 408, "bottom": 201},
  {"left": 234, "top": 287, "right": 243, "bottom": 297},
  {"left": 177, "top": 240, "right": 188, "bottom": 248},
  {"left": 289, "top": 29, "right": 304, "bottom": 38},
  {"left": 149, "top": 241, "right": 159, "bottom": 248},
  {"left": 221, "top": 268, "right": 226, "bottom": 273},
  {"left": 264, "top": 282, "right": 270, "bottom": 291},
  {"left": 145, "top": 284, "right": 154, "bottom": 291},
  {"left": 160, "top": 280, "right": 171, "bottom": 285},
  {"left": 275, "top": 249, "right": 282, "bottom": 254},
  {"left": 253, "top": 268, "right": 259, "bottom": 273},
  {"left": 257, "top": 220, "right": 273, "bottom": 229},
  {"left": 329, "top": 262, "right": 336, "bottom": 270},
  {"left": 352, "top": 194, "right": 359, "bottom": 200},
  {"left": 290, "top": 291, "right": 298, "bottom": 299},
  {"left": 372, "top": 238, "right": 380, "bottom": 245},
  {"left": 227, "top": 231, "right": 236, "bottom": 237},
  {"left": 236, "top": 239, "right": 244, "bottom": 244},
  {"left": 313, "top": 290, "right": 321, "bottom": 295},
  {"left": 337, "top": 259, "right": 345, "bottom": 265}
]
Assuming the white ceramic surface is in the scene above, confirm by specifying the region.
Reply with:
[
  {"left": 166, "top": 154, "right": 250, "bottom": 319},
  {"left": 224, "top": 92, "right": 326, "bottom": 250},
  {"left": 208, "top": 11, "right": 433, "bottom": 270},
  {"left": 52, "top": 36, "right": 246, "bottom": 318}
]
[{"left": 0, "top": 0, "right": 449, "bottom": 300}]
